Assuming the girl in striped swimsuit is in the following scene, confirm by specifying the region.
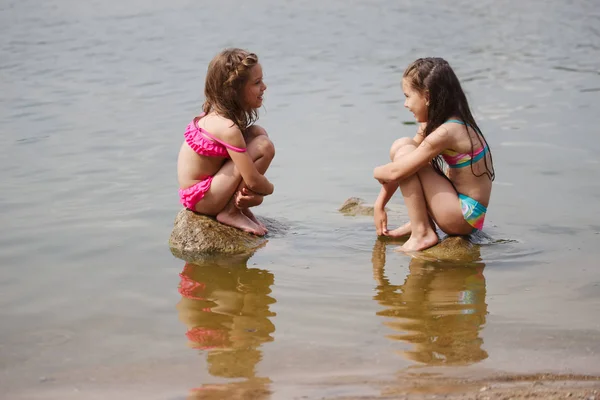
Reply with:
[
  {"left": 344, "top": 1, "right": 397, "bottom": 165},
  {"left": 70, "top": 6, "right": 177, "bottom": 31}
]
[{"left": 373, "top": 58, "right": 495, "bottom": 251}]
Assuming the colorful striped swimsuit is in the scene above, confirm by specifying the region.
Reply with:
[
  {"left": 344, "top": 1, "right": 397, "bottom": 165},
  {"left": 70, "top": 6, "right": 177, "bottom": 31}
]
[{"left": 442, "top": 119, "right": 488, "bottom": 231}]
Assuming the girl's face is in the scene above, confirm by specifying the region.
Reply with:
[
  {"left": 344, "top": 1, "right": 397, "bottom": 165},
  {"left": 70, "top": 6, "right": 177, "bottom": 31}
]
[
  {"left": 402, "top": 78, "right": 428, "bottom": 122},
  {"left": 242, "top": 63, "right": 267, "bottom": 110}
]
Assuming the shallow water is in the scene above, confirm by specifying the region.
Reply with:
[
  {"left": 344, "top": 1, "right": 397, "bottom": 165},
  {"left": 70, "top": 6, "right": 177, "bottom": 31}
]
[{"left": 1, "top": 0, "right": 600, "bottom": 398}]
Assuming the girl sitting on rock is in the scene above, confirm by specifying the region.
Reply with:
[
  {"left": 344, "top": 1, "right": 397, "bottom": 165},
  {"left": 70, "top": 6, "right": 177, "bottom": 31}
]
[
  {"left": 373, "top": 57, "right": 495, "bottom": 251},
  {"left": 177, "top": 48, "right": 275, "bottom": 236}
]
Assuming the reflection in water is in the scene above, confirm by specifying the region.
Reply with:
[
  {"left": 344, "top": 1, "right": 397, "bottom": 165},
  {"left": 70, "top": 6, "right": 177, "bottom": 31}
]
[
  {"left": 177, "top": 258, "right": 276, "bottom": 399},
  {"left": 371, "top": 240, "right": 488, "bottom": 366}
]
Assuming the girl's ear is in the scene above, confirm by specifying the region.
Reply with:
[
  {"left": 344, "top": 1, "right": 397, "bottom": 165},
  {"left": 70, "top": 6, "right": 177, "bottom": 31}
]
[{"left": 425, "top": 90, "right": 430, "bottom": 106}]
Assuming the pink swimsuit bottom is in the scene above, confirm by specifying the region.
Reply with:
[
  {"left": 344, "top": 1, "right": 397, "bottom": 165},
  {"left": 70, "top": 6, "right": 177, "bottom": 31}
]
[
  {"left": 179, "top": 176, "right": 215, "bottom": 210},
  {"left": 179, "top": 115, "right": 247, "bottom": 211}
]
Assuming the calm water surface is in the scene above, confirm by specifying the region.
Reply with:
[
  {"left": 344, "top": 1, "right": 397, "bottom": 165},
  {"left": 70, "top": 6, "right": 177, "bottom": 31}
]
[{"left": 1, "top": 0, "right": 600, "bottom": 399}]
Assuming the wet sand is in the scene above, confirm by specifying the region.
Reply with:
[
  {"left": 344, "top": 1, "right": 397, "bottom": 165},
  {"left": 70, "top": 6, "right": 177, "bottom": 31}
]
[
  {"left": 6, "top": 373, "right": 599, "bottom": 400},
  {"left": 338, "top": 375, "right": 600, "bottom": 400}
]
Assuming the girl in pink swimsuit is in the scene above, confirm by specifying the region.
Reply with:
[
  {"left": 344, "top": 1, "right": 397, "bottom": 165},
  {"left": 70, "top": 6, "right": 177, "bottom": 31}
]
[
  {"left": 177, "top": 48, "right": 275, "bottom": 236},
  {"left": 373, "top": 58, "right": 495, "bottom": 251}
]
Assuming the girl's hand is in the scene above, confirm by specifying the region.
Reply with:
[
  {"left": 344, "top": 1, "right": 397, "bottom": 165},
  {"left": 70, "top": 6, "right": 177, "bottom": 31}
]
[
  {"left": 235, "top": 187, "right": 264, "bottom": 209},
  {"left": 374, "top": 207, "right": 389, "bottom": 236}
]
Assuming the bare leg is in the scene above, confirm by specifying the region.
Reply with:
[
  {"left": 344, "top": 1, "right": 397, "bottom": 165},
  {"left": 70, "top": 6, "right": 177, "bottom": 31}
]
[
  {"left": 216, "top": 132, "right": 274, "bottom": 235},
  {"left": 387, "top": 221, "right": 412, "bottom": 238},
  {"left": 393, "top": 145, "right": 439, "bottom": 251},
  {"left": 389, "top": 137, "right": 416, "bottom": 161},
  {"left": 233, "top": 189, "right": 267, "bottom": 231},
  {"left": 215, "top": 200, "right": 265, "bottom": 236},
  {"left": 385, "top": 138, "right": 425, "bottom": 239},
  {"left": 390, "top": 145, "right": 473, "bottom": 250},
  {"left": 415, "top": 165, "right": 474, "bottom": 236},
  {"left": 230, "top": 128, "right": 273, "bottom": 233},
  {"left": 397, "top": 176, "right": 439, "bottom": 251},
  {"left": 235, "top": 127, "right": 274, "bottom": 201},
  {"left": 374, "top": 137, "right": 416, "bottom": 237},
  {"left": 387, "top": 218, "right": 438, "bottom": 238},
  {"left": 241, "top": 208, "right": 266, "bottom": 231},
  {"left": 190, "top": 127, "right": 275, "bottom": 235}
]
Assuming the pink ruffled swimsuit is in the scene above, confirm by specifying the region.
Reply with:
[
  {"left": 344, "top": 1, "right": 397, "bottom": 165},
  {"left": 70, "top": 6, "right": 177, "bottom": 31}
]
[{"left": 179, "top": 115, "right": 246, "bottom": 210}]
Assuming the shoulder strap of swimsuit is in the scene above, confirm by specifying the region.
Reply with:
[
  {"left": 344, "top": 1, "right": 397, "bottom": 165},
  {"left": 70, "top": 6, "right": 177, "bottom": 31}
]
[
  {"left": 444, "top": 119, "right": 466, "bottom": 125},
  {"left": 195, "top": 116, "right": 247, "bottom": 153},
  {"left": 444, "top": 118, "right": 483, "bottom": 134},
  {"left": 198, "top": 128, "right": 247, "bottom": 153}
]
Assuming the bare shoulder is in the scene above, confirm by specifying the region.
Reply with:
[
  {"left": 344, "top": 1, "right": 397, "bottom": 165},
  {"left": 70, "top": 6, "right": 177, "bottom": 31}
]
[
  {"left": 442, "top": 120, "right": 479, "bottom": 136},
  {"left": 202, "top": 114, "right": 243, "bottom": 141},
  {"left": 219, "top": 122, "right": 244, "bottom": 143},
  {"left": 423, "top": 123, "right": 453, "bottom": 149},
  {"left": 444, "top": 120, "right": 483, "bottom": 146}
]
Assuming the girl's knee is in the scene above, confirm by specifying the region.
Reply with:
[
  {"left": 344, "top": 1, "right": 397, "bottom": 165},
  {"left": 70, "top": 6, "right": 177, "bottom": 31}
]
[
  {"left": 393, "top": 143, "right": 417, "bottom": 161},
  {"left": 246, "top": 124, "right": 268, "bottom": 138},
  {"left": 390, "top": 137, "right": 416, "bottom": 160},
  {"left": 249, "top": 134, "right": 275, "bottom": 160}
]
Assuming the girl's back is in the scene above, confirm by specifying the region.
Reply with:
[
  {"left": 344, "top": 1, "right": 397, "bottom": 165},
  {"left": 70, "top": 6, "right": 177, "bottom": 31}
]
[
  {"left": 177, "top": 113, "right": 240, "bottom": 190},
  {"left": 440, "top": 121, "right": 493, "bottom": 208}
]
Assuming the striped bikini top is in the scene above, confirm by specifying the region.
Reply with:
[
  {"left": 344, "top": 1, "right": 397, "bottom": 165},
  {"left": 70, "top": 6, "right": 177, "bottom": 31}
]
[
  {"left": 441, "top": 119, "right": 488, "bottom": 169},
  {"left": 184, "top": 114, "right": 247, "bottom": 158}
]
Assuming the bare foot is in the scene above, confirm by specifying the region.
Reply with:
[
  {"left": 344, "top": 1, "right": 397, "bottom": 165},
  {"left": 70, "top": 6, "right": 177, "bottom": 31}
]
[
  {"left": 242, "top": 208, "right": 268, "bottom": 234},
  {"left": 386, "top": 222, "right": 411, "bottom": 238},
  {"left": 397, "top": 230, "right": 439, "bottom": 252},
  {"left": 235, "top": 188, "right": 264, "bottom": 209},
  {"left": 388, "top": 219, "right": 437, "bottom": 238},
  {"left": 216, "top": 208, "right": 266, "bottom": 236}
]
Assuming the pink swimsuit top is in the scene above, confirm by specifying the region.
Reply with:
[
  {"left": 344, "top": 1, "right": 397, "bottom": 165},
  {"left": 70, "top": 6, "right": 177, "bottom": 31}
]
[{"left": 184, "top": 114, "right": 247, "bottom": 158}]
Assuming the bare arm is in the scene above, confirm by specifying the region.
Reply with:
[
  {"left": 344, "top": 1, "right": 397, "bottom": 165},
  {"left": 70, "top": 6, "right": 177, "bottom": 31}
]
[
  {"left": 374, "top": 125, "right": 451, "bottom": 182},
  {"left": 375, "top": 182, "right": 397, "bottom": 208},
  {"left": 377, "top": 123, "right": 426, "bottom": 205},
  {"left": 220, "top": 127, "right": 274, "bottom": 195}
]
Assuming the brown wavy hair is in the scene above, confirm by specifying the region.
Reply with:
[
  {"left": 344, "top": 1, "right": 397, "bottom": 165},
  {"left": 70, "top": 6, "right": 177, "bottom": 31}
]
[
  {"left": 202, "top": 48, "right": 260, "bottom": 132},
  {"left": 403, "top": 57, "right": 495, "bottom": 181}
]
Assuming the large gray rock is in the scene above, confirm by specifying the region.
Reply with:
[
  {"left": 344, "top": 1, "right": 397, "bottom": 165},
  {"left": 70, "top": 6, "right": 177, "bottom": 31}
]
[{"left": 169, "top": 209, "right": 270, "bottom": 263}]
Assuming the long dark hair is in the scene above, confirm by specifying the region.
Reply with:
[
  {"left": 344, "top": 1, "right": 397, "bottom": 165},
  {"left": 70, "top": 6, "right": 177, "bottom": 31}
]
[{"left": 403, "top": 58, "right": 495, "bottom": 181}]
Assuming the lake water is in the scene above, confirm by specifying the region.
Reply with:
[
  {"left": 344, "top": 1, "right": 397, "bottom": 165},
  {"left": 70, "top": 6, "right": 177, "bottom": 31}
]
[{"left": 1, "top": 0, "right": 600, "bottom": 399}]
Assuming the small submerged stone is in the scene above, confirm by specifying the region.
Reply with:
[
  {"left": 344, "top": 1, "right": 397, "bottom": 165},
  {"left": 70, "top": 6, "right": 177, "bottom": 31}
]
[{"left": 338, "top": 197, "right": 380, "bottom": 217}]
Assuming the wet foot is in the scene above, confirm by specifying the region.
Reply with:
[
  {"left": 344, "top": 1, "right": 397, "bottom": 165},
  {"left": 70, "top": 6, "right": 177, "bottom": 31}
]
[
  {"left": 216, "top": 208, "right": 266, "bottom": 236},
  {"left": 242, "top": 208, "right": 268, "bottom": 234},
  {"left": 397, "top": 230, "right": 439, "bottom": 252},
  {"left": 386, "top": 222, "right": 411, "bottom": 238}
]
